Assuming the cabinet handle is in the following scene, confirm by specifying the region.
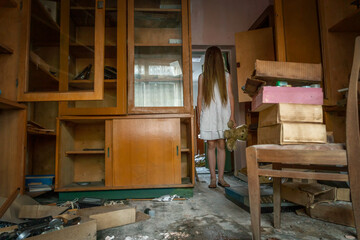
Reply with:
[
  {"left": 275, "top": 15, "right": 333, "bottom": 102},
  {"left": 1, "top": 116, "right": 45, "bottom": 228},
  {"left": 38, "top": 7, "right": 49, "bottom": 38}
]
[
  {"left": 176, "top": 146, "right": 179, "bottom": 156},
  {"left": 107, "top": 147, "right": 110, "bottom": 158}
]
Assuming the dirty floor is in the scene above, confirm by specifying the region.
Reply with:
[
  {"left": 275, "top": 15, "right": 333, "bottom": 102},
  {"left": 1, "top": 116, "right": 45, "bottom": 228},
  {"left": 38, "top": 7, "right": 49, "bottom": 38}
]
[{"left": 98, "top": 171, "right": 356, "bottom": 240}]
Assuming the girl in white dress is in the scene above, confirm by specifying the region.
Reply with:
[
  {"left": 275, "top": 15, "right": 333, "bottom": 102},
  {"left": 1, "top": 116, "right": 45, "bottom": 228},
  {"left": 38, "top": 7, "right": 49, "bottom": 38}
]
[{"left": 197, "top": 46, "right": 236, "bottom": 188}]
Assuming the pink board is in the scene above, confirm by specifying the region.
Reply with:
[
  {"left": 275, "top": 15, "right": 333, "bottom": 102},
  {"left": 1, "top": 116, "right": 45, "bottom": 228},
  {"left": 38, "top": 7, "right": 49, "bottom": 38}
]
[{"left": 252, "top": 86, "right": 323, "bottom": 112}]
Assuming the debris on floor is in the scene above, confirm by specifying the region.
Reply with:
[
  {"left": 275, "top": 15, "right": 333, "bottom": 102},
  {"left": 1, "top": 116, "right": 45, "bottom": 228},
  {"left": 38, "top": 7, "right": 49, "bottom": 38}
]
[{"left": 195, "top": 154, "right": 206, "bottom": 167}]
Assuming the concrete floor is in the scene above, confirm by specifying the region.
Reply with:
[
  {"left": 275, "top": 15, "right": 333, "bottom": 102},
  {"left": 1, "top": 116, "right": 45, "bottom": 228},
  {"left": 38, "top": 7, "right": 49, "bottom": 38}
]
[{"left": 98, "top": 171, "right": 357, "bottom": 240}]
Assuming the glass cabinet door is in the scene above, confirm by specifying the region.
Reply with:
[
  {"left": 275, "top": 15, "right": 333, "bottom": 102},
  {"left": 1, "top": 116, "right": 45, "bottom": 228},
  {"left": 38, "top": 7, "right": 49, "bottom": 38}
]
[
  {"left": 59, "top": 0, "right": 127, "bottom": 115},
  {"left": 128, "top": 0, "right": 191, "bottom": 113},
  {"left": 17, "top": 0, "right": 105, "bottom": 102}
]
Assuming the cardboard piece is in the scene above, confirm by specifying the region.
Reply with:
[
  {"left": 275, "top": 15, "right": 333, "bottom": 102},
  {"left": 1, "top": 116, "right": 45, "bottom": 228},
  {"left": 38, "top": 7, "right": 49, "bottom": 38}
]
[
  {"left": 28, "top": 219, "right": 97, "bottom": 240},
  {"left": 18, "top": 205, "right": 69, "bottom": 219},
  {"left": 0, "top": 195, "right": 39, "bottom": 223},
  {"left": 257, "top": 123, "right": 327, "bottom": 145},
  {"left": 336, "top": 188, "right": 351, "bottom": 202},
  {"left": 259, "top": 104, "right": 323, "bottom": 127},
  {"left": 255, "top": 60, "right": 322, "bottom": 82},
  {"left": 77, "top": 205, "right": 136, "bottom": 231},
  {"left": 306, "top": 201, "right": 355, "bottom": 227},
  {"left": 281, "top": 182, "right": 336, "bottom": 207},
  {"left": 252, "top": 86, "right": 323, "bottom": 112}
]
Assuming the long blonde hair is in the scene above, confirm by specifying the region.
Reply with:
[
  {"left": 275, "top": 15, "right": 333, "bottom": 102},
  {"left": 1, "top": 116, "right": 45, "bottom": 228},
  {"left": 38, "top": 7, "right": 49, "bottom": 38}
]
[{"left": 202, "top": 46, "right": 227, "bottom": 107}]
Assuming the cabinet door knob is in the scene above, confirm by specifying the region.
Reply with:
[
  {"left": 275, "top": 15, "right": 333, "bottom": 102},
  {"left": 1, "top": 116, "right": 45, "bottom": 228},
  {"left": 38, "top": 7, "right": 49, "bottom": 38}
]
[
  {"left": 176, "top": 146, "right": 179, "bottom": 156},
  {"left": 107, "top": 147, "right": 110, "bottom": 158}
]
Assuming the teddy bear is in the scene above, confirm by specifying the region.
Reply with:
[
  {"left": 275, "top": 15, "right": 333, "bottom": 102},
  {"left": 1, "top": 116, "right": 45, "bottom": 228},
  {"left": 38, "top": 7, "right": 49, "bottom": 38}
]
[{"left": 224, "top": 120, "right": 248, "bottom": 152}]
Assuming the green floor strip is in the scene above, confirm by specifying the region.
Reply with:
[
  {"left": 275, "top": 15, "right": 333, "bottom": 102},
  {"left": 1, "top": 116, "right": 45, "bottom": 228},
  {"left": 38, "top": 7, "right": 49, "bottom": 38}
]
[{"left": 59, "top": 188, "right": 194, "bottom": 201}]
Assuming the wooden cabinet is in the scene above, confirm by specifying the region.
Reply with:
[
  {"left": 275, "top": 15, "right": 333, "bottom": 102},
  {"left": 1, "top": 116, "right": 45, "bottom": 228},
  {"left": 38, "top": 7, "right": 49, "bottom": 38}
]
[
  {"left": 59, "top": 0, "right": 127, "bottom": 115},
  {"left": 55, "top": 116, "right": 194, "bottom": 191},
  {"left": 17, "top": 0, "right": 106, "bottom": 102},
  {"left": 127, "top": 0, "right": 192, "bottom": 114},
  {"left": 56, "top": 118, "right": 110, "bottom": 191}
]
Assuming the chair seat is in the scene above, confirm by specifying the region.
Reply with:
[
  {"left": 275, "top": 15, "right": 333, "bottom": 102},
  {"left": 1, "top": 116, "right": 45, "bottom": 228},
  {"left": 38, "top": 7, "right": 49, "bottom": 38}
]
[{"left": 250, "top": 143, "right": 345, "bottom": 151}]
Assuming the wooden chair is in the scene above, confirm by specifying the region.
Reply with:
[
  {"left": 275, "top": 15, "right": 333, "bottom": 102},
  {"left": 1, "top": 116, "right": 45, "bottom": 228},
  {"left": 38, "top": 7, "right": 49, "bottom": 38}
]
[{"left": 246, "top": 36, "right": 360, "bottom": 240}]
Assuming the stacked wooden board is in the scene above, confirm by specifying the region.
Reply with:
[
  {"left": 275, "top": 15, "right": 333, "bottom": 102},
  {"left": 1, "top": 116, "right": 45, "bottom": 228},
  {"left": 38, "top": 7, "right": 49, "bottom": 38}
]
[{"left": 246, "top": 60, "right": 326, "bottom": 145}]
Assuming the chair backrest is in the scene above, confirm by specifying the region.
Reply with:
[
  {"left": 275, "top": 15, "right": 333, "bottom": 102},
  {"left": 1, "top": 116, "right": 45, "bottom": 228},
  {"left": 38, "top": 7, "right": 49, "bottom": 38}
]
[
  {"left": 345, "top": 35, "right": 360, "bottom": 240},
  {"left": 346, "top": 36, "right": 360, "bottom": 163}
]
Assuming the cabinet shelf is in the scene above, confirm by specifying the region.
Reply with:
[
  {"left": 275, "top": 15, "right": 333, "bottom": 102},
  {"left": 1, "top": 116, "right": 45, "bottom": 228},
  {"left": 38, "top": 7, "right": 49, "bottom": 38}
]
[
  {"left": 181, "top": 148, "right": 190, "bottom": 153},
  {"left": 70, "top": 8, "right": 117, "bottom": 27},
  {"left": 28, "top": 51, "right": 59, "bottom": 91},
  {"left": 136, "top": 76, "right": 182, "bottom": 82},
  {"left": 134, "top": 43, "right": 182, "bottom": 47},
  {"left": 66, "top": 150, "right": 105, "bottom": 155},
  {"left": 0, "top": 97, "right": 26, "bottom": 110},
  {"left": 329, "top": 8, "right": 360, "bottom": 32},
  {"left": 69, "top": 44, "right": 116, "bottom": 58},
  {"left": 27, "top": 129, "right": 56, "bottom": 136},
  {"left": 134, "top": 8, "right": 181, "bottom": 12},
  {"left": 69, "top": 79, "right": 116, "bottom": 89},
  {"left": 0, "top": 0, "right": 18, "bottom": 8},
  {"left": 31, "top": 0, "right": 60, "bottom": 46},
  {"left": 0, "top": 42, "right": 13, "bottom": 54},
  {"left": 59, "top": 181, "right": 105, "bottom": 191},
  {"left": 70, "top": 6, "right": 117, "bottom": 11}
]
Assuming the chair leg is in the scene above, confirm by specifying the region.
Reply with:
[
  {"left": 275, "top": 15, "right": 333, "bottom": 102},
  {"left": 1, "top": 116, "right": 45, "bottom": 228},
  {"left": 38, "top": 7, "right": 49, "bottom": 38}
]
[
  {"left": 246, "top": 147, "right": 261, "bottom": 240},
  {"left": 273, "top": 163, "right": 282, "bottom": 229}
]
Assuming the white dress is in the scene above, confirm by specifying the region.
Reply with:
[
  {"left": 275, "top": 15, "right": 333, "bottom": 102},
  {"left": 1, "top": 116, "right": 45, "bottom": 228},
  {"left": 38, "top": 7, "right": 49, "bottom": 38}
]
[{"left": 199, "top": 72, "right": 231, "bottom": 140}]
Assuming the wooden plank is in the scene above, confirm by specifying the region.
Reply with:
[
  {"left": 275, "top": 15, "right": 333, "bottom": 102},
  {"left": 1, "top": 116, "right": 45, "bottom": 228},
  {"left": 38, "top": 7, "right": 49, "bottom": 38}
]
[
  {"left": 329, "top": 8, "right": 360, "bottom": 32},
  {"left": 0, "top": 42, "right": 13, "bottom": 54},
  {"left": 258, "top": 169, "right": 349, "bottom": 181},
  {"left": 235, "top": 28, "right": 275, "bottom": 102},
  {"left": 0, "top": 188, "right": 19, "bottom": 218},
  {"left": 0, "top": 0, "right": 17, "bottom": 8},
  {"left": 134, "top": 8, "right": 181, "bottom": 12},
  {"left": 117, "top": 0, "right": 128, "bottom": 115},
  {"left": 66, "top": 150, "right": 105, "bottom": 155},
  {"left": 345, "top": 36, "right": 360, "bottom": 239},
  {"left": 274, "top": 0, "right": 286, "bottom": 61},
  {"left": 246, "top": 147, "right": 261, "bottom": 240},
  {"left": 105, "top": 120, "right": 113, "bottom": 187},
  {"left": 256, "top": 149, "right": 347, "bottom": 165},
  {"left": 0, "top": 97, "right": 26, "bottom": 109},
  {"left": 255, "top": 60, "right": 322, "bottom": 82},
  {"left": 281, "top": 0, "right": 321, "bottom": 63}
]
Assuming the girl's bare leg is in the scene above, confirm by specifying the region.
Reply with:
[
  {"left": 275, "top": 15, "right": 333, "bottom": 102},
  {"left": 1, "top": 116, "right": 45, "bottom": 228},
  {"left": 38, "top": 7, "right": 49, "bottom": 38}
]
[
  {"left": 207, "top": 140, "right": 217, "bottom": 188},
  {"left": 216, "top": 139, "right": 230, "bottom": 187}
]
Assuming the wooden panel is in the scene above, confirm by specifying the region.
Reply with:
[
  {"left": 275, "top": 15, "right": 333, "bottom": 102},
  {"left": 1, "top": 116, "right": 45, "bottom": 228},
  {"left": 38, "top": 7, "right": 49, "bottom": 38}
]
[
  {"left": 282, "top": 0, "right": 321, "bottom": 63},
  {"left": 256, "top": 149, "right": 347, "bottom": 165},
  {"left": 318, "top": 0, "right": 360, "bottom": 105},
  {"left": 112, "top": 118, "right": 181, "bottom": 186},
  {"left": 29, "top": 135, "right": 56, "bottom": 175},
  {"left": 235, "top": 28, "right": 275, "bottom": 102},
  {"left": 0, "top": 109, "right": 26, "bottom": 197},
  {"left": 329, "top": 8, "right": 360, "bottom": 32},
  {"left": 56, "top": 121, "right": 75, "bottom": 189},
  {"left": 105, "top": 120, "right": 113, "bottom": 187},
  {"left": 73, "top": 155, "right": 105, "bottom": 182},
  {"left": 274, "top": 0, "right": 286, "bottom": 61},
  {"left": 0, "top": 6, "right": 21, "bottom": 101},
  {"left": 74, "top": 123, "right": 105, "bottom": 150}
]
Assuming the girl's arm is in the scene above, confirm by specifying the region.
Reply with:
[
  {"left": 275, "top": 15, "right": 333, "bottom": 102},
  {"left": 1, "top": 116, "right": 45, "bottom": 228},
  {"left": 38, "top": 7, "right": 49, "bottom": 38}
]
[
  {"left": 228, "top": 74, "right": 236, "bottom": 127},
  {"left": 197, "top": 74, "right": 203, "bottom": 128}
]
